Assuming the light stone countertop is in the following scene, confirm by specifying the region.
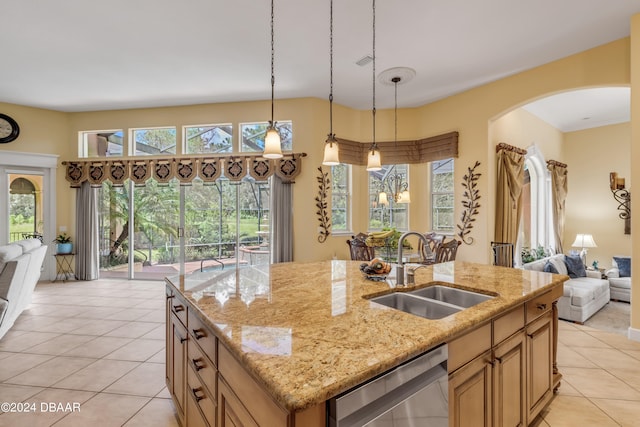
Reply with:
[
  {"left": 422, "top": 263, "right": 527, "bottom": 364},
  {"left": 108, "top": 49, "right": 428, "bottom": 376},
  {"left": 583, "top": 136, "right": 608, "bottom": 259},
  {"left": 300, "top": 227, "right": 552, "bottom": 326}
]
[{"left": 165, "top": 260, "right": 566, "bottom": 413}]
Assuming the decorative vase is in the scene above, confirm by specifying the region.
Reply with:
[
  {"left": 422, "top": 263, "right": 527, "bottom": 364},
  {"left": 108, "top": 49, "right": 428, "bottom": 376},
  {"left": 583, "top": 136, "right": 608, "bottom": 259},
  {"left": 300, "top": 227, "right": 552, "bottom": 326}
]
[{"left": 57, "top": 243, "right": 73, "bottom": 254}]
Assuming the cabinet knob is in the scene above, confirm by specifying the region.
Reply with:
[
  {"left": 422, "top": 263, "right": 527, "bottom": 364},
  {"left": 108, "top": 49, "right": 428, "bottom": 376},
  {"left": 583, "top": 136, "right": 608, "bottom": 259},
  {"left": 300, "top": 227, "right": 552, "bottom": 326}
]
[
  {"left": 191, "top": 387, "right": 205, "bottom": 402},
  {"left": 192, "top": 329, "right": 206, "bottom": 340},
  {"left": 191, "top": 358, "right": 205, "bottom": 371},
  {"left": 537, "top": 303, "right": 547, "bottom": 311},
  {"left": 180, "top": 336, "right": 188, "bottom": 344},
  {"left": 173, "top": 305, "right": 185, "bottom": 313}
]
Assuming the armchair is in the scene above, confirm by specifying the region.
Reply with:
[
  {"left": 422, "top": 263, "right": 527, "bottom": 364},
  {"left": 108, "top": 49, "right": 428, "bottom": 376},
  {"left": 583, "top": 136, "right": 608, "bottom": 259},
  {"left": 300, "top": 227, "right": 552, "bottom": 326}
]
[{"left": 606, "top": 256, "right": 631, "bottom": 302}]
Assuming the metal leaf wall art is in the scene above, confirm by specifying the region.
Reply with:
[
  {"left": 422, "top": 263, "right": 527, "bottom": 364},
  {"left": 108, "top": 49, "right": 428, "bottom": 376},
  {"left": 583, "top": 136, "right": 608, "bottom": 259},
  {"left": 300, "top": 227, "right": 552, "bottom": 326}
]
[
  {"left": 315, "top": 166, "right": 331, "bottom": 243},
  {"left": 457, "top": 161, "right": 482, "bottom": 245}
]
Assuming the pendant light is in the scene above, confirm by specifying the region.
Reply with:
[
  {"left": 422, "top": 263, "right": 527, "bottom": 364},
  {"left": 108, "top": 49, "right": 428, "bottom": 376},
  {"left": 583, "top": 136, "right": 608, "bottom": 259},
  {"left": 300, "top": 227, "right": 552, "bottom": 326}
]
[
  {"left": 263, "top": 0, "right": 283, "bottom": 159},
  {"left": 322, "top": 0, "right": 340, "bottom": 166},
  {"left": 392, "top": 76, "right": 410, "bottom": 203},
  {"left": 366, "top": 0, "right": 381, "bottom": 171}
]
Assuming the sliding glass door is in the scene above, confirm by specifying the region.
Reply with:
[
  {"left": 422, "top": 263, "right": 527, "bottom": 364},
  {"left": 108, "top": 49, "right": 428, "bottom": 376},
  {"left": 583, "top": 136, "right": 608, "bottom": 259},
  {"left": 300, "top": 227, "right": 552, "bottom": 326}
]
[{"left": 98, "top": 177, "right": 270, "bottom": 280}]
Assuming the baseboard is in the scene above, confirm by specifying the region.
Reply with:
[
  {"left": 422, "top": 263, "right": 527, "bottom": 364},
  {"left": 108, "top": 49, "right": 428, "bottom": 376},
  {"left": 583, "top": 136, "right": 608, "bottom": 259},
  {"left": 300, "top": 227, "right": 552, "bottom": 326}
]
[{"left": 628, "top": 327, "right": 640, "bottom": 342}]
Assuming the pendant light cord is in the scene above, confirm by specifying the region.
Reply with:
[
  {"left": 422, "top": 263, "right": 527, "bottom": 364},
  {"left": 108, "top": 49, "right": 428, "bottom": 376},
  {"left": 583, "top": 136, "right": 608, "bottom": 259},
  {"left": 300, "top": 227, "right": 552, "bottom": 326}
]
[
  {"left": 271, "top": 0, "right": 275, "bottom": 123},
  {"left": 371, "top": 0, "right": 376, "bottom": 149},
  {"left": 329, "top": 0, "right": 334, "bottom": 138}
]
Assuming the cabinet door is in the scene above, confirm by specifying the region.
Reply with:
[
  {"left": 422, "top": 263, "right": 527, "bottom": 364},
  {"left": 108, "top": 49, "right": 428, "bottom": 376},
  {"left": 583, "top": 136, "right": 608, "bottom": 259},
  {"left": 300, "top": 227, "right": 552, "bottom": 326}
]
[
  {"left": 527, "top": 311, "right": 553, "bottom": 422},
  {"left": 170, "top": 312, "right": 188, "bottom": 420},
  {"left": 218, "top": 378, "right": 259, "bottom": 427},
  {"left": 493, "top": 331, "right": 526, "bottom": 427},
  {"left": 449, "top": 350, "right": 492, "bottom": 427}
]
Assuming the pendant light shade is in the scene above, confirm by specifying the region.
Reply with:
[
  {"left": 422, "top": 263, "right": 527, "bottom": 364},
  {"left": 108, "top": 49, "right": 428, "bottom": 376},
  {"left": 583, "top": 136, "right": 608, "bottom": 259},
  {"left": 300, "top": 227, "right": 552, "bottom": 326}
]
[
  {"left": 399, "top": 190, "right": 411, "bottom": 203},
  {"left": 378, "top": 191, "right": 389, "bottom": 206},
  {"left": 367, "top": 147, "right": 381, "bottom": 171},
  {"left": 263, "top": 122, "right": 282, "bottom": 159},
  {"left": 323, "top": 136, "right": 340, "bottom": 165},
  {"left": 322, "top": 0, "right": 340, "bottom": 166},
  {"left": 263, "top": 0, "right": 283, "bottom": 159}
]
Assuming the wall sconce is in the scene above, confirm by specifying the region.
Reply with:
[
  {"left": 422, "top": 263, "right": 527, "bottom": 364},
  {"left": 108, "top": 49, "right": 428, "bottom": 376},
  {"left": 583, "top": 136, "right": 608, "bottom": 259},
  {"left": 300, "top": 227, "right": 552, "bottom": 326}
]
[{"left": 609, "top": 172, "right": 631, "bottom": 234}]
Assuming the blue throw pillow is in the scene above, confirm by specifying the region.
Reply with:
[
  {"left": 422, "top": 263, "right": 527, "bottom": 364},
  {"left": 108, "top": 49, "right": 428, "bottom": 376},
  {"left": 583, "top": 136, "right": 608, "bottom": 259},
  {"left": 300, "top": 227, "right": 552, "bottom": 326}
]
[
  {"left": 543, "top": 261, "right": 559, "bottom": 274},
  {"left": 564, "top": 255, "right": 586, "bottom": 278},
  {"left": 614, "top": 256, "right": 631, "bottom": 277}
]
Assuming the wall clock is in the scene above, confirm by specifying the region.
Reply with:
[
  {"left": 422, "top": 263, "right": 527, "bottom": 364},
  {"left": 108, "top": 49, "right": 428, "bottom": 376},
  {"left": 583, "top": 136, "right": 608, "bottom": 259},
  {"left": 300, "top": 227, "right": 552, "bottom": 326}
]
[{"left": 0, "top": 114, "right": 20, "bottom": 143}]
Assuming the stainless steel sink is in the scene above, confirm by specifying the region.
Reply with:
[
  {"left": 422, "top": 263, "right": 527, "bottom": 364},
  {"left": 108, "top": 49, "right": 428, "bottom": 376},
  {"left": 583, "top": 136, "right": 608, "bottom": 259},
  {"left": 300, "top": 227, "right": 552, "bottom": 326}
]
[
  {"left": 371, "top": 293, "right": 462, "bottom": 319},
  {"left": 370, "top": 285, "right": 494, "bottom": 320},
  {"left": 408, "top": 285, "right": 493, "bottom": 308}
]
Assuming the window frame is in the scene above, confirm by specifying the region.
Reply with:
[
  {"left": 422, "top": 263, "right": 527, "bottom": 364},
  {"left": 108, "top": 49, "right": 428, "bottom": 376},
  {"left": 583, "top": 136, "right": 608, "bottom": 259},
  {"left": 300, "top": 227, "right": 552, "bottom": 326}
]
[
  {"left": 330, "top": 163, "right": 351, "bottom": 235},
  {"left": 430, "top": 158, "right": 455, "bottom": 233}
]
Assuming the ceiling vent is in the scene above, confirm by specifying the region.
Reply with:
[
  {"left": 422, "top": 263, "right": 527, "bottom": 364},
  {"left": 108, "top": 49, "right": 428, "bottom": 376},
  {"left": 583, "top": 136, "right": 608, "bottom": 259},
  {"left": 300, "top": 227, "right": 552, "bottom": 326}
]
[{"left": 356, "top": 55, "right": 373, "bottom": 66}]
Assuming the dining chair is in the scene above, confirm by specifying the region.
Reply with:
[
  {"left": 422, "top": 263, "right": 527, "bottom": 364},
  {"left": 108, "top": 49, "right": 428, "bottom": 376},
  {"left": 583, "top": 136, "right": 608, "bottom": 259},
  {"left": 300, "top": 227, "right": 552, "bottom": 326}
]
[
  {"left": 346, "top": 235, "right": 375, "bottom": 261},
  {"left": 491, "top": 241, "right": 514, "bottom": 267},
  {"left": 434, "top": 238, "right": 462, "bottom": 263},
  {"left": 419, "top": 232, "right": 444, "bottom": 264}
]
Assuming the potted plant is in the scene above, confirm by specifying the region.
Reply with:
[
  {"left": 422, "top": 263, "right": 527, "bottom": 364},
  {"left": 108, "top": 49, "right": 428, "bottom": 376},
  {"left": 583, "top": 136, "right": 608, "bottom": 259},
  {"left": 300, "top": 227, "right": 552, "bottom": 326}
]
[{"left": 54, "top": 233, "right": 73, "bottom": 254}]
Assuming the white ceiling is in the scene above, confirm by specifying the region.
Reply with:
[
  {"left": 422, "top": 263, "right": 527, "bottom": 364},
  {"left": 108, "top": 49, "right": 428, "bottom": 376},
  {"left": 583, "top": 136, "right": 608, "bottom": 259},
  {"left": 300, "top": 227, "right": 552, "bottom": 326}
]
[{"left": 2, "top": 0, "right": 639, "bottom": 130}]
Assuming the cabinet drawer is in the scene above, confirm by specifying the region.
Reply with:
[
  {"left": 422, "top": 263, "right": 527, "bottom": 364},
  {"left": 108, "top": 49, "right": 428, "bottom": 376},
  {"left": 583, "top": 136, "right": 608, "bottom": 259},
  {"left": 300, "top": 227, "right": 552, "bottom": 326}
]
[
  {"left": 526, "top": 291, "right": 553, "bottom": 323},
  {"left": 170, "top": 294, "right": 188, "bottom": 327},
  {"left": 493, "top": 304, "right": 524, "bottom": 345},
  {"left": 188, "top": 310, "right": 217, "bottom": 366},
  {"left": 187, "top": 362, "right": 217, "bottom": 427},
  {"left": 188, "top": 339, "right": 217, "bottom": 399},
  {"left": 448, "top": 322, "right": 492, "bottom": 373}
]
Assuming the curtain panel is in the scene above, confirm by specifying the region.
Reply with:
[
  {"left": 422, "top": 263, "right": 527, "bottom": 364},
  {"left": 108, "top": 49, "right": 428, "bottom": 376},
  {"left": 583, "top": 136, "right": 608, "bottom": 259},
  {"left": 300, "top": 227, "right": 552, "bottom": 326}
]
[
  {"left": 75, "top": 181, "right": 99, "bottom": 280},
  {"left": 495, "top": 143, "right": 527, "bottom": 245},
  {"left": 548, "top": 160, "right": 568, "bottom": 254},
  {"left": 270, "top": 175, "right": 293, "bottom": 263}
]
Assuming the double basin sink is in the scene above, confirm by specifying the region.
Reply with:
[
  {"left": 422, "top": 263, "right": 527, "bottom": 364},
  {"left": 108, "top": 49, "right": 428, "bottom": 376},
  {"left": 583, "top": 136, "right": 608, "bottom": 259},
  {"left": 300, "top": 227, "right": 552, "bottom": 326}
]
[{"left": 370, "top": 285, "right": 494, "bottom": 319}]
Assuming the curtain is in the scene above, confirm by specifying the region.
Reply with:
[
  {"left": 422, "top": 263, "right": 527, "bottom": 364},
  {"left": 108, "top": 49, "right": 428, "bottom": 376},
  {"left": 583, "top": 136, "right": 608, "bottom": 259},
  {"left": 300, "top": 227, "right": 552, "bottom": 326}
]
[
  {"left": 270, "top": 175, "right": 293, "bottom": 263},
  {"left": 75, "top": 181, "right": 99, "bottom": 280},
  {"left": 495, "top": 145, "right": 526, "bottom": 245},
  {"left": 548, "top": 161, "right": 568, "bottom": 254}
]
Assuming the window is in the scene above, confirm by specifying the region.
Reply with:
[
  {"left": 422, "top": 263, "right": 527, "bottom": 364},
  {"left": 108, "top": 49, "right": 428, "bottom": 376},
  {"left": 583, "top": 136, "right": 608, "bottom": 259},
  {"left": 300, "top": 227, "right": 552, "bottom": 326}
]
[
  {"left": 130, "top": 127, "right": 176, "bottom": 155},
  {"left": 519, "top": 148, "right": 553, "bottom": 257},
  {"left": 431, "top": 159, "right": 454, "bottom": 232},
  {"left": 240, "top": 121, "right": 293, "bottom": 153},
  {"left": 368, "top": 164, "right": 409, "bottom": 231},
  {"left": 79, "top": 130, "right": 123, "bottom": 158},
  {"left": 331, "top": 164, "right": 350, "bottom": 233},
  {"left": 184, "top": 124, "right": 233, "bottom": 154}
]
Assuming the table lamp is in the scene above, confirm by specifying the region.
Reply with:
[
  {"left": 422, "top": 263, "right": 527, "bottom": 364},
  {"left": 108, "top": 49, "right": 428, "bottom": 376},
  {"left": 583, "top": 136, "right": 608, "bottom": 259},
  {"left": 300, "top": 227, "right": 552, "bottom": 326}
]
[{"left": 571, "top": 234, "right": 597, "bottom": 266}]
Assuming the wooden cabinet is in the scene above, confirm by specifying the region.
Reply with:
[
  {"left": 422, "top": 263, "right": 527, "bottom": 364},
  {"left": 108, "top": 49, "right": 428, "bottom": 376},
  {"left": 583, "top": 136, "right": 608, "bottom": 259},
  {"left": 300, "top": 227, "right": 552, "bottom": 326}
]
[
  {"left": 493, "top": 330, "right": 526, "bottom": 427},
  {"left": 167, "top": 294, "right": 188, "bottom": 425},
  {"left": 526, "top": 311, "right": 553, "bottom": 422},
  {"left": 448, "top": 290, "right": 558, "bottom": 427},
  {"left": 449, "top": 349, "right": 493, "bottom": 427}
]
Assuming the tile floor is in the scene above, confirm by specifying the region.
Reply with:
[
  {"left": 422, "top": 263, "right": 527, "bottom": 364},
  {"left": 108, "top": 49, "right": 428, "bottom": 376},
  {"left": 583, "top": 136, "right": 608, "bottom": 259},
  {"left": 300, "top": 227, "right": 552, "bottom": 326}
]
[{"left": 1, "top": 279, "right": 640, "bottom": 426}]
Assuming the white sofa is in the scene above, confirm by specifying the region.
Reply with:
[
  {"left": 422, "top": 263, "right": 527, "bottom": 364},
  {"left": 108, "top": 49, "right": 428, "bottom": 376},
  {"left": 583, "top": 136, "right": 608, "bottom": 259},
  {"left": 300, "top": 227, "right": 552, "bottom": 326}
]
[
  {"left": 523, "top": 254, "right": 610, "bottom": 323},
  {"left": 0, "top": 239, "right": 47, "bottom": 339},
  {"left": 606, "top": 256, "right": 631, "bottom": 303}
]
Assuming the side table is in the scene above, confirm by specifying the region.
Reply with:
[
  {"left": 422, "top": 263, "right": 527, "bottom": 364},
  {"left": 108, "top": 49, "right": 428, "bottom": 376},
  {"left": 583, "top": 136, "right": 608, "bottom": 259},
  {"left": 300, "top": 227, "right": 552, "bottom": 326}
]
[{"left": 53, "top": 253, "right": 75, "bottom": 282}]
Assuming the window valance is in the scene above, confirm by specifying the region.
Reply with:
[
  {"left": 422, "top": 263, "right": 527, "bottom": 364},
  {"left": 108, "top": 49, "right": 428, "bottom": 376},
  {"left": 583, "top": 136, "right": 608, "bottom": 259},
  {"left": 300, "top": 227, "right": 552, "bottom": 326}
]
[
  {"left": 336, "top": 131, "right": 458, "bottom": 165},
  {"left": 62, "top": 153, "right": 306, "bottom": 188}
]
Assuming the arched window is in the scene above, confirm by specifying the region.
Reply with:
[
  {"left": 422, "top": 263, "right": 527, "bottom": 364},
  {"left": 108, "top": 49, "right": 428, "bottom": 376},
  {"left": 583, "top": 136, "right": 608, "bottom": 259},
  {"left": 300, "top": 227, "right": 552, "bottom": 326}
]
[{"left": 518, "top": 145, "right": 554, "bottom": 262}]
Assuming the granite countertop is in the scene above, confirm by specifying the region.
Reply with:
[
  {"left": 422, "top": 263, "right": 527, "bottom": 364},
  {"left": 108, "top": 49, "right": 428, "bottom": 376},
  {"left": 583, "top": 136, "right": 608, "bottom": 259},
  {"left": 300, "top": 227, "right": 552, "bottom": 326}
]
[{"left": 165, "top": 260, "right": 566, "bottom": 413}]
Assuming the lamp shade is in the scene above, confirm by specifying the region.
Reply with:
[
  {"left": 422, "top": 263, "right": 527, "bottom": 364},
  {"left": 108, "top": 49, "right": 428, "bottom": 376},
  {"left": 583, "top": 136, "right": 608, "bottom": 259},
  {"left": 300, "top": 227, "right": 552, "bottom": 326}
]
[
  {"left": 378, "top": 191, "right": 389, "bottom": 206},
  {"left": 571, "top": 234, "right": 597, "bottom": 248},
  {"left": 322, "top": 139, "right": 340, "bottom": 165},
  {"left": 398, "top": 190, "right": 411, "bottom": 203},
  {"left": 366, "top": 148, "right": 381, "bottom": 171},
  {"left": 263, "top": 126, "right": 283, "bottom": 159}
]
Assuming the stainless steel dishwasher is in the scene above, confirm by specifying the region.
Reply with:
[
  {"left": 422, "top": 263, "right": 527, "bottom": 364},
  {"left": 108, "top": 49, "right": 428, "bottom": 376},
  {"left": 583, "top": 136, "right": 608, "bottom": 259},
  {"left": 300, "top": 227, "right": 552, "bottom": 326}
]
[{"left": 328, "top": 344, "right": 448, "bottom": 427}]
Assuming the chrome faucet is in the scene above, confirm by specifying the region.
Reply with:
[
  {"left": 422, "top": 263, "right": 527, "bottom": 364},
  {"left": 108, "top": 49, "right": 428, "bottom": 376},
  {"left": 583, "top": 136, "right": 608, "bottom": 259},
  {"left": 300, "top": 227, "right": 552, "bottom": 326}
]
[{"left": 396, "top": 231, "right": 432, "bottom": 286}]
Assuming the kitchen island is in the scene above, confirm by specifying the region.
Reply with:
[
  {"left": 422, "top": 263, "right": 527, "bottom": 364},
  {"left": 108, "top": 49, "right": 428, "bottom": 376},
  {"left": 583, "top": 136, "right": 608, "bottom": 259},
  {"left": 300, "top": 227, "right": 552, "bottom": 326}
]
[{"left": 165, "top": 260, "right": 566, "bottom": 427}]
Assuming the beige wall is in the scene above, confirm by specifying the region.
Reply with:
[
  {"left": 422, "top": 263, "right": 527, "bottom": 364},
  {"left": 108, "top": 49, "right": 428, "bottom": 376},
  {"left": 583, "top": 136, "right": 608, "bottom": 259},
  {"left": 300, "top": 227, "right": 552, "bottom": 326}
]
[
  {"left": 564, "top": 123, "right": 631, "bottom": 269},
  {"left": 0, "top": 103, "right": 74, "bottom": 236}
]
